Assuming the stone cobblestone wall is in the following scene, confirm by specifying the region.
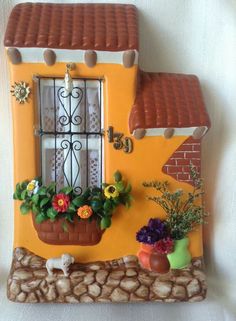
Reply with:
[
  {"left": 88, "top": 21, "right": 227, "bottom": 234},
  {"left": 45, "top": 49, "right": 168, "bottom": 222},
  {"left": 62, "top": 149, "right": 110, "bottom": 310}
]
[{"left": 7, "top": 248, "right": 207, "bottom": 303}]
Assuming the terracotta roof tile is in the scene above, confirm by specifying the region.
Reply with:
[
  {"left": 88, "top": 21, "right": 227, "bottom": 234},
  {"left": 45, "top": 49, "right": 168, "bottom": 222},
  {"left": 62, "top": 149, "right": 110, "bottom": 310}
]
[
  {"left": 4, "top": 3, "right": 139, "bottom": 51},
  {"left": 129, "top": 71, "right": 210, "bottom": 133}
]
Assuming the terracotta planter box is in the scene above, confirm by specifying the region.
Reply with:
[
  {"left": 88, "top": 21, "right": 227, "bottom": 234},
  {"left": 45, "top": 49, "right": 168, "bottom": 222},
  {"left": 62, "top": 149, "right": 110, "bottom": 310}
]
[{"left": 32, "top": 215, "right": 104, "bottom": 246}]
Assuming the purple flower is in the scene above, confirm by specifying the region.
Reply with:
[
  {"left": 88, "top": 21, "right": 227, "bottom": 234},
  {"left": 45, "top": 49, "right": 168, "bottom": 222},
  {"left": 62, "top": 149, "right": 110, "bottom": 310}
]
[{"left": 136, "top": 218, "right": 167, "bottom": 245}]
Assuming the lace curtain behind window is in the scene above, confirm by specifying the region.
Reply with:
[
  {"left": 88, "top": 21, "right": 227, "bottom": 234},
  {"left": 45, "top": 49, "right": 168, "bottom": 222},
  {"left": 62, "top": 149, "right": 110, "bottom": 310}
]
[{"left": 40, "top": 80, "right": 102, "bottom": 192}]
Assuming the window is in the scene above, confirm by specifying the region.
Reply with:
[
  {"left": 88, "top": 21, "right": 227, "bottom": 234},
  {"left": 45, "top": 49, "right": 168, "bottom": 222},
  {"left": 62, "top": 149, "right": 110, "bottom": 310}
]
[{"left": 37, "top": 77, "right": 103, "bottom": 194}]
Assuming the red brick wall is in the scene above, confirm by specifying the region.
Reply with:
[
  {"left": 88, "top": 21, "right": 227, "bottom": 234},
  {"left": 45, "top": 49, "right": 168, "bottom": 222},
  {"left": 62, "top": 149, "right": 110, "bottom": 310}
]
[{"left": 162, "top": 137, "right": 201, "bottom": 185}]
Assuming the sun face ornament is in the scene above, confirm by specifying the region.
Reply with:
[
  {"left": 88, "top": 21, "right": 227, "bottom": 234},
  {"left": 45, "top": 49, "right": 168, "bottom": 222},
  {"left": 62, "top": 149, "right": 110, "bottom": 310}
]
[{"left": 11, "top": 81, "right": 31, "bottom": 103}]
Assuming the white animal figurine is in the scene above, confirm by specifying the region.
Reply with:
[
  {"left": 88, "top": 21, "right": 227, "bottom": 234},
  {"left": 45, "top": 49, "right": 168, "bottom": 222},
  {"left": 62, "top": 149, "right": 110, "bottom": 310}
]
[{"left": 46, "top": 254, "right": 75, "bottom": 277}]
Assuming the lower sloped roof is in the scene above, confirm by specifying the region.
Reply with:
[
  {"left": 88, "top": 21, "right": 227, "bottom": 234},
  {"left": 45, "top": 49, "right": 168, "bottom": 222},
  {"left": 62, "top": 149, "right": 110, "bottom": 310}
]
[{"left": 129, "top": 71, "right": 210, "bottom": 134}]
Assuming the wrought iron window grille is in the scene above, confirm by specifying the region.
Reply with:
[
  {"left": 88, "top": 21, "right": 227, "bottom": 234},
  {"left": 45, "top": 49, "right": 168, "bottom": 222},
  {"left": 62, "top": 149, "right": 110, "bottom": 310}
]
[{"left": 36, "top": 77, "right": 103, "bottom": 195}]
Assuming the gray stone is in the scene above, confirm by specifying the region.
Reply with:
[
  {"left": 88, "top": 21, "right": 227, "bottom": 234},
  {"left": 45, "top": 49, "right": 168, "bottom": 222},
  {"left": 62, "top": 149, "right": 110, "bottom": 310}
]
[
  {"left": 26, "top": 292, "right": 38, "bottom": 303},
  {"left": 88, "top": 284, "right": 101, "bottom": 297},
  {"left": 21, "top": 279, "right": 41, "bottom": 292},
  {"left": 165, "top": 298, "right": 177, "bottom": 303},
  {"left": 175, "top": 276, "right": 192, "bottom": 285},
  {"left": 83, "top": 272, "right": 95, "bottom": 285},
  {"left": 111, "top": 288, "right": 129, "bottom": 302},
  {"left": 96, "top": 270, "right": 108, "bottom": 284},
  {"left": 16, "top": 292, "right": 26, "bottom": 302},
  {"left": 97, "top": 297, "right": 111, "bottom": 302},
  {"left": 21, "top": 255, "right": 32, "bottom": 266},
  {"left": 36, "top": 289, "right": 45, "bottom": 302},
  {"left": 126, "top": 269, "right": 137, "bottom": 277},
  {"left": 9, "top": 280, "right": 20, "bottom": 295},
  {"left": 106, "top": 276, "right": 120, "bottom": 287},
  {"left": 193, "top": 269, "right": 206, "bottom": 282},
  {"left": 89, "top": 264, "right": 102, "bottom": 271},
  {"left": 30, "top": 256, "right": 44, "bottom": 268},
  {"left": 189, "top": 295, "right": 204, "bottom": 302},
  {"left": 123, "top": 255, "right": 138, "bottom": 264},
  {"left": 130, "top": 293, "right": 145, "bottom": 301},
  {"left": 33, "top": 269, "right": 47, "bottom": 278},
  {"left": 120, "top": 277, "right": 139, "bottom": 292},
  {"left": 73, "top": 283, "right": 87, "bottom": 297},
  {"left": 13, "top": 269, "right": 33, "bottom": 281},
  {"left": 187, "top": 279, "right": 200, "bottom": 297},
  {"left": 109, "top": 270, "right": 125, "bottom": 280},
  {"left": 101, "top": 285, "right": 113, "bottom": 297},
  {"left": 39, "top": 280, "right": 48, "bottom": 294},
  {"left": 152, "top": 281, "right": 172, "bottom": 298},
  {"left": 192, "top": 259, "right": 203, "bottom": 268},
  {"left": 14, "top": 248, "right": 25, "bottom": 261},
  {"left": 45, "top": 284, "right": 57, "bottom": 301},
  {"left": 65, "top": 295, "right": 79, "bottom": 303},
  {"left": 46, "top": 275, "right": 57, "bottom": 283},
  {"left": 172, "top": 285, "right": 186, "bottom": 300},
  {"left": 80, "top": 294, "right": 94, "bottom": 303},
  {"left": 138, "top": 271, "right": 153, "bottom": 286},
  {"left": 70, "top": 271, "right": 86, "bottom": 278},
  {"left": 135, "top": 285, "right": 149, "bottom": 298},
  {"left": 56, "top": 278, "right": 71, "bottom": 295}
]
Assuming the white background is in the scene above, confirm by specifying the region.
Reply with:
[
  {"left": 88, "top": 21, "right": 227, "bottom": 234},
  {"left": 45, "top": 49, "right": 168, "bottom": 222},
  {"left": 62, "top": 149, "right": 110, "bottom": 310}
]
[{"left": 0, "top": 0, "right": 236, "bottom": 320}]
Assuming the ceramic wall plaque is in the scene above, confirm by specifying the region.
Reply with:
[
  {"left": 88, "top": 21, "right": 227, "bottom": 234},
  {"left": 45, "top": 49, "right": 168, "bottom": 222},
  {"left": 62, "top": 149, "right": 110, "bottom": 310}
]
[{"left": 4, "top": 3, "right": 210, "bottom": 303}]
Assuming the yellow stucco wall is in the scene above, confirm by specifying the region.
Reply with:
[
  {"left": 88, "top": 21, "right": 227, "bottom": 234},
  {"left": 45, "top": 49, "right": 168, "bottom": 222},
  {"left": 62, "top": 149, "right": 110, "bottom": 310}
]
[{"left": 9, "top": 61, "right": 202, "bottom": 262}]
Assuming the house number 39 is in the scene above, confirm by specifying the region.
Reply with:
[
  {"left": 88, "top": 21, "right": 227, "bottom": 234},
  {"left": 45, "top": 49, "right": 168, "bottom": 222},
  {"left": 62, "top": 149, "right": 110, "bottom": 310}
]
[{"left": 107, "top": 126, "right": 133, "bottom": 154}]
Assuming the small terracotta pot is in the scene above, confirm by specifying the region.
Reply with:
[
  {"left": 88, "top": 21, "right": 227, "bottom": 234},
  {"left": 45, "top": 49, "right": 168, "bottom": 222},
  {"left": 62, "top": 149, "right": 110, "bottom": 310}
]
[
  {"left": 149, "top": 251, "right": 170, "bottom": 274},
  {"left": 137, "top": 243, "right": 153, "bottom": 270}
]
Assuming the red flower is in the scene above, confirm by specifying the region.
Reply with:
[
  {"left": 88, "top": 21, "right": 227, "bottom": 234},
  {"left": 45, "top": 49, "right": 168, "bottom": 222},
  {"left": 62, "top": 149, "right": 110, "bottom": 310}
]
[
  {"left": 154, "top": 237, "right": 174, "bottom": 254},
  {"left": 52, "top": 193, "right": 70, "bottom": 213}
]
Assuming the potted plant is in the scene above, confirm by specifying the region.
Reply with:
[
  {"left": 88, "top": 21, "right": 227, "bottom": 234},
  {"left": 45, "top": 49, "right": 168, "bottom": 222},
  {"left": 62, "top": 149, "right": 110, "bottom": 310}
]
[
  {"left": 136, "top": 218, "right": 173, "bottom": 273},
  {"left": 13, "top": 171, "right": 132, "bottom": 246},
  {"left": 137, "top": 164, "right": 208, "bottom": 270}
]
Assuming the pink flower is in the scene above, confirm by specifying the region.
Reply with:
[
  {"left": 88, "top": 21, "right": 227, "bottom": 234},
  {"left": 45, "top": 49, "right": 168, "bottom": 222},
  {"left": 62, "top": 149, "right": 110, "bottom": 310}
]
[
  {"left": 52, "top": 193, "right": 70, "bottom": 213},
  {"left": 154, "top": 237, "right": 174, "bottom": 254}
]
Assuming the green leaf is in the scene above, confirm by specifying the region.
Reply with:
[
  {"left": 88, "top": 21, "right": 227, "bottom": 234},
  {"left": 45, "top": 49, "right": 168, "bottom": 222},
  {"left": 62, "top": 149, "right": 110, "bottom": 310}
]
[
  {"left": 115, "top": 181, "right": 125, "bottom": 192},
  {"left": 38, "top": 187, "right": 47, "bottom": 196},
  {"left": 32, "top": 194, "right": 39, "bottom": 205},
  {"left": 20, "top": 180, "right": 28, "bottom": 190},
  {"left": 91, "top": 199, "right": 103, "bottom": 211},
  {"left": 15, "top": 183, "right": 21, "bottom": 193},
  {"left": 82, "top": 188, "right": 91, "bottom": 199},
  {"left": 68, "top": 203, "right": 76, "bottom": 213},
  {"left": 59, "top": 186, "right": 73, "bottom": 195},
  {"left": 32, "top": 204, "right": 40, "bottom": 215},
  {"left": 100, "top": 216, "right": 111, "bottom": 229},
  {"left": 61, "top": 221, "right": 68, "bottom": 232},
  {"left": 46, "top": 207, "right": 57, "bottom": 219},
  {"left": 103, "top": 199, "right": 112, "bottom": 211},
  {"left": 40, "top": 197, "right": 50, "bottom": 208},
  {"left": 114, "top": 170, "right": 122, "bottom": 182},
  {"left": 46, "top": 182, "right": 56, "bottom": 193},
  {"left": 35, "top": 213, "right": 47, "bottom": 224},
  {"left": 13, "top": 192, "right": 19, "bottom": 200},
  {"left": 91, "top": 187, "right": 102, "bottom": 194},
  {"left": 21, "top": 189, "right": 28, "bottom": 200},
  {"left": 65, "top": 212, "right": 74, "bottom": 223},
  {"left": 20, "top": 202, "right": 31, "bottom": 215},
  {"left": 125, "top": 183, "right": 132, "bottom": 193},
  {"left": 102, "top": 183, "right": 108, "bottom": 189},
  {"left": 72, "top": 197, "right": 85, "bottom": 207}
]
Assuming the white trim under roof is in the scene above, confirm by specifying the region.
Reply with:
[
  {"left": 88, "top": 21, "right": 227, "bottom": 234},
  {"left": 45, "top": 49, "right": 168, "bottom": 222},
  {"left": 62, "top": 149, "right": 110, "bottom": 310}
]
[
  {"left": 5, "top": 47, "right": 139, "bottom": 65},
  {"left": 132, "top": 126, "right": 208, "bottom": 137}
]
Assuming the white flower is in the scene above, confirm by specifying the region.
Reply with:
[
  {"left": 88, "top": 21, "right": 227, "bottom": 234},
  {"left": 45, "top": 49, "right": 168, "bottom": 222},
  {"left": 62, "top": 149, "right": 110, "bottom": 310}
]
[{"left": 27, "top": 180, "right": 39, "bottom": 196}]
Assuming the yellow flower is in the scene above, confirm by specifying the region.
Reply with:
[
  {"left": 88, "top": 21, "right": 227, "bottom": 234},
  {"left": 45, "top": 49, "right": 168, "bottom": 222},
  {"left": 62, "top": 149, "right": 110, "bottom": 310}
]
[
  {"left": 26, "top": 180, "right": 39, "bottom": 196},
  {"left": 27, "top": 182, "right": 35, "bottom": 191},
  {"left": 104, "top": 185, "right": 119, "bottom": 199}
]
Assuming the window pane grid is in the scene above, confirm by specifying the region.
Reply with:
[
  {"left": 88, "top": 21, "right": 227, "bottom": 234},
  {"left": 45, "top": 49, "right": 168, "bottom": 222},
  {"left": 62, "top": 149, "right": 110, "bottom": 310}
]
[{"left": 38, "top": 77, "right": 103, "bottom": 194}]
